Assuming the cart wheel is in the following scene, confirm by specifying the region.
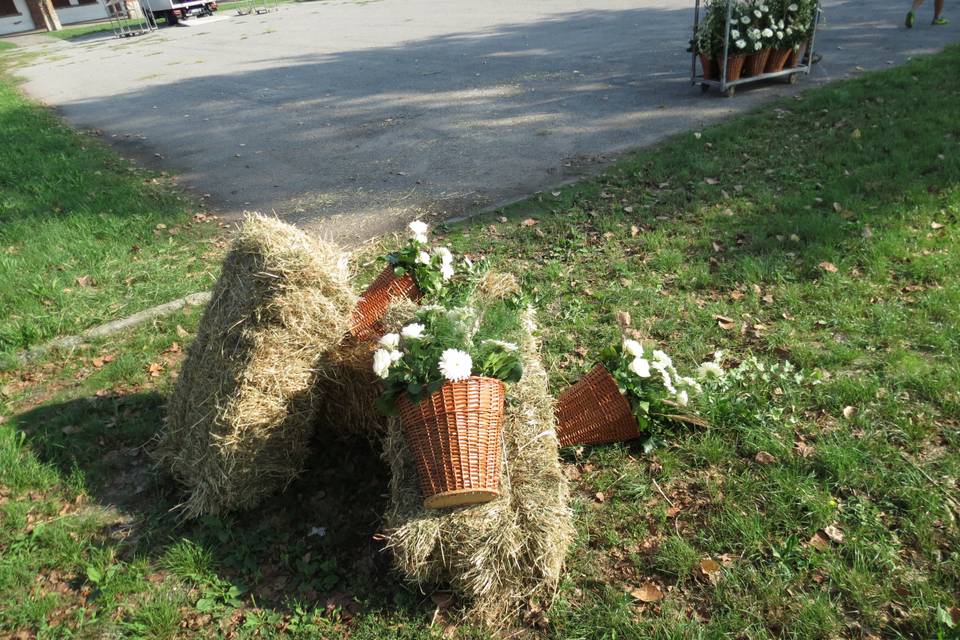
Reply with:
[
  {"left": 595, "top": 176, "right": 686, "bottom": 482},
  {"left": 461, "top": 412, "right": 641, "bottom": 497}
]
[
  {"left": 724, "top": 86, "right": 736, "bottom": 97},
  {"left": 787, "top": 73, "right": 798, "bottom": 85},
  {"left": 700, "top": 83, "right": 710, "bottom": 93}
]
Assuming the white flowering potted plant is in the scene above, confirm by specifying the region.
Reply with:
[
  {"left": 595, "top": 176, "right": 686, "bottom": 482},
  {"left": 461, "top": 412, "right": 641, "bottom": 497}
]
[
  {"left": 742, "top": 1, "right": 776, "bottom": 76},
  {"left": 373, "top": 304, "right": 524, "bottom": 509},
  {"left": 780, "top": 0, "right": 815, "bottom": 67},
  {"left": 712, "top": 0, "right": 754, "bottom": 81},
  {"left": 350, "top": 220, "right": 457, "bottom": 340},
  {"left": 555, "top": 338, "right": 706, "bottom": 449}
]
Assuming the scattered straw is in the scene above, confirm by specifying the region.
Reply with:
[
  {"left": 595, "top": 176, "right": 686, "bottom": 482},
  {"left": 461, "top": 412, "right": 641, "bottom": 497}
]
[
  {"left": 382, "top": 308, "right": 573, "bottom": 627},
  {"left": 155, "top": 214, "right": 356, "bottom": 518}
]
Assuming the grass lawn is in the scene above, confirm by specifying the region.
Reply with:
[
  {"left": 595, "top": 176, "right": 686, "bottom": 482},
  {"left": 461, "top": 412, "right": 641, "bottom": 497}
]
[
  {"left": 1, "top": 45, "right": 959, "bottom": 639},
  {"left": 0, "top": 61, "right": 222, "bottom": 361},
  {"left": 0, "top": 41, "right": 16, "bottom": 52}
]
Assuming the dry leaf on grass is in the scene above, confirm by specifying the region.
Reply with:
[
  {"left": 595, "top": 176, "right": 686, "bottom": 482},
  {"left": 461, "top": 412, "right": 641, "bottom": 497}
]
[
  {"left": 931, "top": 221, "right": 945, "bottom": 230},
  {"left": 631, "top": 583, "right": 664, "bottom": 603},
  {"left": 699, "top": 557, "right": 721, "bottom": 583},
  {"left": 754, "top": 451, "right": 776, "bottom": 465},
  {"left": 146, "top": 363, "right": 163, "bottom": 377},
  {"left": 521, "top": 218, "right": 539, "bottom": 227},
  {"left": 842, "top": 406, "right": 857, "bottom": 419},
  {"left": 75, "top": 275, "right": 95, "bottom": 287},
  {"left": 822, "top": 525, "right": 844, "bottom": 543},
  {"left": 714, "top": 315, "right": 736, "bottom": 330},
  {"left": 808, "top": 531, "right": 831, "bottom": 551},
  {"left": 818, "top": 262, "right": 839, "bottom": 273}
]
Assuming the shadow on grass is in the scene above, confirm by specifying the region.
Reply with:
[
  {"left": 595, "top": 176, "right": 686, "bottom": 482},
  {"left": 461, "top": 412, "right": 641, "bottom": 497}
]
[{"left": 13, "top": 391, "right": 414, "bottom": 618}]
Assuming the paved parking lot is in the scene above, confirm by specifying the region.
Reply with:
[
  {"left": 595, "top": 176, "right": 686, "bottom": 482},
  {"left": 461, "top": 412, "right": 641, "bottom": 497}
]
[{"left": 8, "top": 0, "right": 958, "bottom": 241}]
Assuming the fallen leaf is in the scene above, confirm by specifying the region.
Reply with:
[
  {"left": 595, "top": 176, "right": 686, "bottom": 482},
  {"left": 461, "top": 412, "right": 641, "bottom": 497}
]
[
  {"left": 851, "top": 128, "right": 861, "bottom": 139},
  {"left": 714, "top": 315, "right": 736, "bottom": 330},
  {"left": 754, "top": 451, "right": 776, "bottom": 465},
  {"left": 630, "top": 225, "right": 639, "bottom": 237},
  {"left": 666, "top": 505, "right": 682, "bottom": 518},
  {"left": 808, "top": 531, "right": 830, "bottom": 551},
  {"left": 699, "top": 557, "right": 721, "bottom": 582},
  {"left": 551, "top": 191, "right": 561, "bottom": 197},
  {"left": 430, "top": 592, "right": 453, "bottom": 609},
  {"left": 75, "top": 275, "right": 95, "bottom": 287},
  {"left": 861, "top": 226, "right": 873, "bottom": 238},
  {"left": 631, "top": 583, "right": 664, "bottom": 603},
  {"left": 704, "top": 177, "right": 720, "bottom": 185},
  {"left": 176, "top": 325, "right": 190, "bottom": 338},
  {"left": 818, "top": 261, "right": 838, "bottom": 273},
  {"left": 521, "top": 218, "right": 539, "bottom": 227},
  {"left": 931, "top": 221, "right": 945, "bottom": 230},
  {"left": 822, "top": 525, "right": 844, "bottom": 543},
  {"left": 61, "top": 425, "right": 81, "bottom": 435},
  {"left": 147, "top": 362, "right": 163, "bottom": 377},
  {"left": 794, "top": 440, "right": 815, "bottom": 458},
  {"left": 594, "top": 492, "right": 605, "bottom": 503},
  {"left": 842, "top": 406, "right": 857, "bottom": 419},
  {"left": 623, "top": 206, "right": 634, "bottom": 213},
  {"left": 832, "top": 202, "right": 842, "bottom": 213}
]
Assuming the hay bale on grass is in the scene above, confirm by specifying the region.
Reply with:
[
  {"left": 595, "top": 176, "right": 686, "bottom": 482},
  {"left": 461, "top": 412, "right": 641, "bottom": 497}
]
[
  {"left": 382, "top": 309, "right": 574, "bottom": 627},
  {"left": 156, "top": 214, "right": 356, "bottom": 518}
]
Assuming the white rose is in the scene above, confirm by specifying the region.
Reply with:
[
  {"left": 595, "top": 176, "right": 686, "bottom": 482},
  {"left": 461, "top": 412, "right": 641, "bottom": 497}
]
[
  {"left": 628, "top": 357, "right": 651, "bottom": 378},
  {"left": 408, "top": 220, "right": 429, "bottom": 243},
  {"left": 379, "top": 333, "right": 400, "bottom": 349},
  {"left": 438, "top": 348, "right": 473, "bottom": 382},
  {"left": 623, "top": 339, "right": 644, "bottom": 358},
  {"left": 401, "top": 323, "right": 425, "bottom": 339},
  {"left": 372, "top": 349, "right": 393, "bottom": 379}
]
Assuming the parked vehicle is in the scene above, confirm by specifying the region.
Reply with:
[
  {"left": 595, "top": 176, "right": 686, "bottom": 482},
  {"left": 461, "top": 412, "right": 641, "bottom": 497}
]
[{"left": 140, "top": 0, "right": 217, "bottom": 25}]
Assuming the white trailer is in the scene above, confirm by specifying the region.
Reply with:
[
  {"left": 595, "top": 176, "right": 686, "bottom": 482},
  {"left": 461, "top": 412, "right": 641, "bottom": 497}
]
[{"left": 140, "top": 0, "right": 217, "bottom": 25}]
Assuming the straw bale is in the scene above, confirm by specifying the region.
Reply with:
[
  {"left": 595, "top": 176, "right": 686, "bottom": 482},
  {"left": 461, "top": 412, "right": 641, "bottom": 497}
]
[
  {"left": 156, "top": 214, "right": 356, "bottom": 518},
  {"left": 382, "top": 308, "right": 574, "bottom": 627}
]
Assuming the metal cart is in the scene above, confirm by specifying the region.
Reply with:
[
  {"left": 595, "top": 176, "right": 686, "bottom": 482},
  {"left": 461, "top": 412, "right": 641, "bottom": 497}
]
[
  {"left": 234, "top": 0, "right": 279, "bottom": 16},
  {"left": 691, "top": 0, "right": 820, "bottom": 97},
  {"left": 105, "top": 0, "right": 157, "bottom": 38}
]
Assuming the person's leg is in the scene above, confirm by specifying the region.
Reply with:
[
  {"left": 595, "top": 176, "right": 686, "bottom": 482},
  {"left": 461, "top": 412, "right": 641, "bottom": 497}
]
[
  {"left": 932, "top": 0, "right": 948, "bottom": 23},
  {"left": 907, "top": 0, "right": 924, "bottom": 27}
]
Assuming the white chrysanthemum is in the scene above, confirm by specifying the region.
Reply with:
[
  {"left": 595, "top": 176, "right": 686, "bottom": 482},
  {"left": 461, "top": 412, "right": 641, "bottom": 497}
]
[
  {"left": 373, "top": 349, "right": 393, "bottom": 379},
  {"left": 379, "top": 332, "right": 400, "bottom": 350},
  {"left": 433, "top": 246, "right": 453, "bottom": 265},
  {"left": 484, "top": 339, "right": 519, "bottom": 352},
  {"left": 438, "top": 349, "right": 473, "bottom": 382},
  {"left": 408, "top": 220, "right": 429, "bottom": 243},
  {"left": 736, "top": 39, "right": 748, "bottom": 49},
  {"left": 629, "top": 357, "right": 651, "bottom": 378},
  {"left": 440, "top": 262, "right": 454, "bottom": 280},
  {"left": 697, "top": 361, "right": 725, "bottom": 380},
  {"left": 659, "top": 368, "right": 676, "bottom": 394},
  {"left": 788, "top": 3, "right": 798, "bottom": 10},
  {"left": 741, "top": 15, "right": 750, "bottom": 23},
  {"left": 754, "top": 9, "right": 762, "bottom": 17},
  {"left": 416, "top": 251, "right": 431, "bottom": 265},
  {"left": 401, "top": 323, "right": 426, "bottom": 340},
  {"left": 623, "top": 339, "right": 644, "bottom": 358},
  {"left": 762, "top": 28, "right": 773, "bottom": 38},
  {"left": 731, "top": 29, "right": 740, "bottom": 38},
  {"left": 676, "top": 390, "right": 689, "bottom": 407},
  {"left": 652, "top": 349, "right": 672, "bottom": 367}
]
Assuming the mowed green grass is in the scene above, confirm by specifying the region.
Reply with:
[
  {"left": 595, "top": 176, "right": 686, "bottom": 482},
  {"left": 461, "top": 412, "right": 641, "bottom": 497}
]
[
  {"left": 1, "top": 46, "right": 959, "bottom": 639},
  {"left": 0, "top": 66, "right": 222, "bottom": 360}
]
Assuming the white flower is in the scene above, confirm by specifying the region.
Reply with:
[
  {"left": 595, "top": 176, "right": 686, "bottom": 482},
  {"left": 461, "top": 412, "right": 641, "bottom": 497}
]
[
  {"left": 731, "top": 29, "right": 740, "bottom": 38},
  {"left": 786, "top": 26, "right": 793, "bottom": 35},
  {"left": 762, "top": 28, "right": 773, "bottom": 38},
  {"left": 484, "top": 339, "right": 519, "bottom": 352},
  {"left": 433, "top": 246, "right": 453, "bottom": 265},
  {"left": 778, "top": 19, "right": 784, "bottom": 28},
  {"left": 754, "top": 41, "right": 762, "bottom": 50},
  {"left": 652, "top": 350, "right": 673, "bottom": 368},
  {"left": 440, "top": 262, "right": 454, "bottom": 280},
  {"left": 754, "top": 9, "right": 762, "bottom": 17},
  {"left": 629, "top": 357, "right": 651, "bottom": 378},
  {"left": 788, "top": 3, "right": 798, "bottom": 10},
  {"left": 777, "top": 31, "right": 784, "bottom": 39},
  {"left": 390, "top": 350, "right": 403, "bottom": 362},
  {"left": 760, "top": 4, "right": 769, "bottom": 11},
  {"left": 697, "top": 361, "right": 725, "bottom": 380},
  {"left": 736, "top": 39, "right": 747, "bottom": 49},
  {"left": 401, "top": 323, "right": 426, "bottom": 340},
  {"left": 379, "top": 333, "right": 400, "bottom": 350},
  {"left": 741, "top": 15, "right": 750, "bottom": 23},
  {"left": 416, "top": 251, "right": 431, "bottom": 265},
  {"left": 373, "top": 349, "right": 393, "bottom": 379},
  {"left": 623, "top": 339, "right": 644, "bottom": 358},
  {"left": 659, "top": 368, "right": 676, "bottom": 394},
  {"left": 408, "top": 220, "right": 429, "bottom": 243},
  {"left": 438, "top": 348, "right": 473, "bottom": 382},
  {"left": 676, "top": 390, "right": 689, "bottom": 407}
]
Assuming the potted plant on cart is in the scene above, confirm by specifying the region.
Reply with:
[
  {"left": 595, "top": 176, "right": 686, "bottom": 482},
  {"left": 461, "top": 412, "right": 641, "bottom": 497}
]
[
  {"left": 694, "top": 0, "right": 723, "bottom": 80},
  {"left": 783, "top": 0, "right": 816, "bottom": 68},
  {"left": 742, "top": 2, "right": 776, "bottom": 76},
  {"left": 764, "top": 2, "right": 794, "bottom": 73},
  {"left": 375, "top": 304, "right": 524, "bottom": 509},
  {"left": 349, "top": 220, "right": 457, "bottom": 340},
  {"left": 555, "top": 337, "right": 706, "bottom": 450}
]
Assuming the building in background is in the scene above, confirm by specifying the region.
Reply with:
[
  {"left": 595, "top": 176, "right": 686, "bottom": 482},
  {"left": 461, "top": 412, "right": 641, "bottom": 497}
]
[{"left": 1, "top": 0, "right": 109, "bottom": 35}]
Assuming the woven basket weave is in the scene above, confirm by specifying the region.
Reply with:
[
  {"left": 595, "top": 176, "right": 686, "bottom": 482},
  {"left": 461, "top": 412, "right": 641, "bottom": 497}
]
[
  {"left": 765, "top": 48, "right": 792, "bottom": 73},
  {"left": 744, "top": 48, "right": 772, "bottom": 77},
  {"left": 397, "top": 377, "right": 505, "bottom": 509},
  {"left": 349, "top": 266, "right": 422, "bottom": 341},
  {"left": 555, "top": 364, "right": 638, "bottom": 446}
]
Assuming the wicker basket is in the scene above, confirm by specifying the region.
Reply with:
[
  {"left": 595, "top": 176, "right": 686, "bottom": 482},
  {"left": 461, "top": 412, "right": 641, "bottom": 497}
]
[
  {"left": 397, "top": 376, "right": 505, "bottom": 509},
  {"left": 718, "top": 54, "right": 747, "bottom": 82},
  {"left": 786, "top": 42, "right": 807, "bottom": 68},
  {"left": 555, "top": 364, "right": 639, "bottom": 446},
  {"left": 699, "top": 53, "right": 719, "bottom": 80},
  {"left": 765, "top": 48, "right": 792, "bottom": 73},
  {"left": 349, "top": 266, "right": 422, "bottom": 341},
  {"left": 744, "top": 48, "right": 772, "bottom": 77}
]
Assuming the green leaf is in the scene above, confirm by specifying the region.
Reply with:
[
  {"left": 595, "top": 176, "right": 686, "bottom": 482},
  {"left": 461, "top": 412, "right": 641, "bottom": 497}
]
[
  {"left": 85, "top": 565, "right": 102, "bottom": 585},
  {"left": 195, "top": 597, "right": 217, "bottom": 613}
]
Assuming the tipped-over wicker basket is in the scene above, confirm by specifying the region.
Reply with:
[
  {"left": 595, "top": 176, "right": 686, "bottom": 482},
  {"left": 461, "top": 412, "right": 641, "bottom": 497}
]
[
  {"left": 397, "top": 376, "right": 505, "bottom": 509},
  {"left": 350, "top": 266, "right": 422, "bottom": 341},
  {"left": 555, "top": 364, "right": 639, "bottom": 446}
]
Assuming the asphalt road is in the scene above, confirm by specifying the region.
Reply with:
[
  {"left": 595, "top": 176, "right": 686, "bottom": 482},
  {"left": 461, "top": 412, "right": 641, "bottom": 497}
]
[{"left": 7, "top": 0, "right": 958, "bottom": 242}]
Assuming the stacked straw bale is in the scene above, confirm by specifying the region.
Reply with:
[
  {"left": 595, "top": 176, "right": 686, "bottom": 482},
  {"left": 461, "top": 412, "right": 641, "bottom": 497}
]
[
  {"left": 156, "top": 214, "right": 356, "bottom": 518},
  {"left": 381, "top": 308, "right": 574, "bottom": 627}
]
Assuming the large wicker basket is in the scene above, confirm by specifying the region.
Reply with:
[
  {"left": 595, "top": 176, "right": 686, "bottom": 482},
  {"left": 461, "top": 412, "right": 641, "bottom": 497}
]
[
  {"left": 397, "top": 376, "right": 505, "bottom": 509},
  {"left": 555, "top": 364, "right": 639, "bottom": 446},
  {"left": 350, "top": 266, "right": 422, "bottom": 341}
]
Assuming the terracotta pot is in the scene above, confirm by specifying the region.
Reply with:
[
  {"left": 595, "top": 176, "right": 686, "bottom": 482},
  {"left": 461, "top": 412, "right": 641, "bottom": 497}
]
[
  {"left": 555, "top": 364, "right": 639, "bottom": 446},
  {"left": 744, "top": 48, "right": 772, "bottom": 77},
  {"left": 349, "top": 266, "right": 422, "bottom": 341},
  {"left": 699, "top": 52, "right": 720, "bottom": 80},
  {"left": 397, "top": 377, "right": 505, "bottom": 509},
  {"left": 765, "top": 48, "right": 792, "bottom": 73}
]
